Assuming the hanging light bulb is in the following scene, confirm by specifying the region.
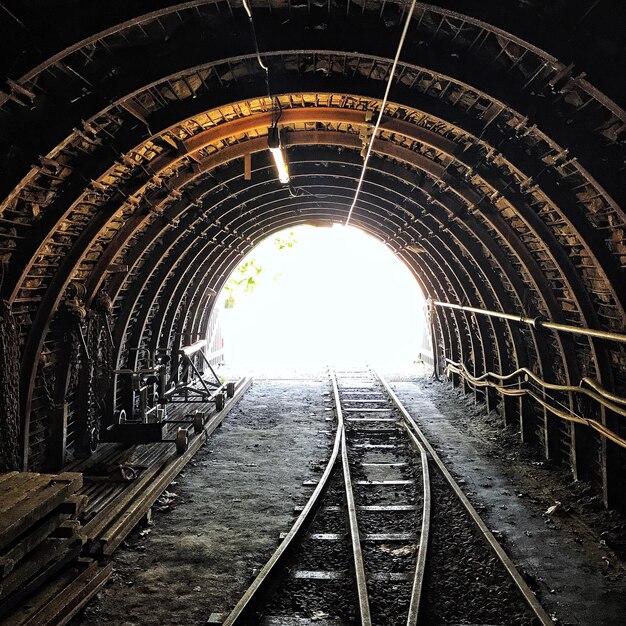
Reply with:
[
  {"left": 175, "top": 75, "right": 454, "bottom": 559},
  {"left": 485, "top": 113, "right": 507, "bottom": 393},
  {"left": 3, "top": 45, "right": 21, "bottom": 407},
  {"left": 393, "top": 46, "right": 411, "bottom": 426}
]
[{"left": 267, "top": 126, "right": 289, "bottom": 184}]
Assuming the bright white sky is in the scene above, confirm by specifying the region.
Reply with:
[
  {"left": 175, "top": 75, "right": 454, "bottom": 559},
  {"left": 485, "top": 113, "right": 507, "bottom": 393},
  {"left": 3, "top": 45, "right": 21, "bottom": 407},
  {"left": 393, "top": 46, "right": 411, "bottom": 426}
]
[{"left": 218, "top": 224, "right": 427, "bottom": 370}]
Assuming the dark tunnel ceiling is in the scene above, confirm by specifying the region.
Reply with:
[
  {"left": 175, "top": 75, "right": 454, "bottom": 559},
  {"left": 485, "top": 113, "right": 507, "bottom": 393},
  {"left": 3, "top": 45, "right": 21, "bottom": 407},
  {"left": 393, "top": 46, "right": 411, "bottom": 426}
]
[{"left": 0, "top": 0, "right": 625, "bottom": 491}]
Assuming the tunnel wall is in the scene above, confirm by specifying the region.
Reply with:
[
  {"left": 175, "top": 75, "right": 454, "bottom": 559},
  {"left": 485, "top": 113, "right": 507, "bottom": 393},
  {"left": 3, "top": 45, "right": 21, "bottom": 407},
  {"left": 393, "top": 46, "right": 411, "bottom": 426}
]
[{"left": 0, "top": 0, "right": 624, "bottom": 507}]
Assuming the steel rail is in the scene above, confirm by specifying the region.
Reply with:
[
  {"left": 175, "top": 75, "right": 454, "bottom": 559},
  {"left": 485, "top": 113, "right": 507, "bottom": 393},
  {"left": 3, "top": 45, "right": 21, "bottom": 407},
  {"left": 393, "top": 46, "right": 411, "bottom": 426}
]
[
  {"left": 334, "top": 366, "right": 431, "bottom": 626},
  {"left": 402, "top": 420, "right": 431, "bottom": 625},
  {"left": 221, "top": 370, "right": 345, "bottom": 625},
  {"left": 332, "top": 368, "right": 373, "bottom": 626},
  {"left": 373, "top": 369, "right": 554, "bottom": 626}
]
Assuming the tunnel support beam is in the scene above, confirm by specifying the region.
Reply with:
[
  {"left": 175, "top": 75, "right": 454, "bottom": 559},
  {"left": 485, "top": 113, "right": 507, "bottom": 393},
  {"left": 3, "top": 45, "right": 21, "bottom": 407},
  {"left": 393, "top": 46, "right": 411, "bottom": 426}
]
[{"left": 434, "top": 301, "right": 626, "bottom": 508}]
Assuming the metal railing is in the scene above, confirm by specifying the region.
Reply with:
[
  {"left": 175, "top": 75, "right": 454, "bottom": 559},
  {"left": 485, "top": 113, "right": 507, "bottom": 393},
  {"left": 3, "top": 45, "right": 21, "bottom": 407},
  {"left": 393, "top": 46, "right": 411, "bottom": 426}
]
[{"left": 445, "top": 359, "right": 626, "bottom": 450}]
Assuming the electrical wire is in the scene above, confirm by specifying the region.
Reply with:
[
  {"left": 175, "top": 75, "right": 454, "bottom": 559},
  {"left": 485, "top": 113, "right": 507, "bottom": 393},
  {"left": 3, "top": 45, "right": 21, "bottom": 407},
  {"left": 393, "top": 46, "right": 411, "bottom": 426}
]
[
  {"left": 242, "top": 0, "right": 271, "bottom": 102},
  {"left": 445, "top": 359, "right": 626, "bottom": 450},
  {"left": 580, "top": 376, "right": 626, "bottom": 406},
  {"left": 242, "top": 0, "right": 287, "bottom": 182},
  {"left": 344, "top": 0, "right": 418, "bottom": 226},
  {"left": 445, "top": 357, "right": 626, "bottom": 417},
  {"left": 273, "top": 96, "right": 283, "bottom": 129}
]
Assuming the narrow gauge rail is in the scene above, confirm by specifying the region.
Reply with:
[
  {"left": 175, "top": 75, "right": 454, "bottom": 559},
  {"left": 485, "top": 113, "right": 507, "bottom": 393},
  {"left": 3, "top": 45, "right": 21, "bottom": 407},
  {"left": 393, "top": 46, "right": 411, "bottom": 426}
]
[{"left": 219, "top": 368, "right": 554, "bottom": 625}]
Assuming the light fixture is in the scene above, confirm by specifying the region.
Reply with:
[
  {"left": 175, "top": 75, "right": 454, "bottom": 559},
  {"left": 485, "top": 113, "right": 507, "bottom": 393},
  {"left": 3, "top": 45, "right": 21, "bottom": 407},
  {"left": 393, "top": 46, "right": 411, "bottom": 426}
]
[{"left": 267, "top": 126, "right": 290, "bottom": 184}]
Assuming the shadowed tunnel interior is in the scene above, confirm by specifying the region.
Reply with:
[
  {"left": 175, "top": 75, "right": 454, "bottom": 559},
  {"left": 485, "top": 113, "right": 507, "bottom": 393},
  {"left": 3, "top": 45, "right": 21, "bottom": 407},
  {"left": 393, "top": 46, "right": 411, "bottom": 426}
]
[{"left": 0, "top": 0, "right": 625, "bottom": 511}]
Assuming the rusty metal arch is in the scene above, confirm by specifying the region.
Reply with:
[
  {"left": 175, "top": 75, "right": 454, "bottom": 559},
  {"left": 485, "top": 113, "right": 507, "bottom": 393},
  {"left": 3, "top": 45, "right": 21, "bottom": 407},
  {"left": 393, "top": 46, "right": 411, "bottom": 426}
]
[
  {"left": 8, "top": 86, "right": 620, "bottom": 444},
  {"left": 111, "top": 147, "right": 572, "bottom": 458},
  {"left": 113, "top": 158, "right": 516, "bottom": 416},
  {"left": 105, "top": 144, "right": 560, "bottom": 400},
  {"left": 3, "top": 58, "right": 620, "bottom": 312},
  {"left": 113, "top": 148, "right": 536, "bottom": 394},
  {"left": 0, "top": 3, "right": 623, "bottom": 509}
]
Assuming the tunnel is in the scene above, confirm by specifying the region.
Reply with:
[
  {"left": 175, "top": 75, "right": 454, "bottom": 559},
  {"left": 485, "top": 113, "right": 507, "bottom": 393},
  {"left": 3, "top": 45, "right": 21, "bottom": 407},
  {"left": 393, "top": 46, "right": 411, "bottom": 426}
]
[{"left": 0, "top": 1, "right": 625, "bottom": 624}]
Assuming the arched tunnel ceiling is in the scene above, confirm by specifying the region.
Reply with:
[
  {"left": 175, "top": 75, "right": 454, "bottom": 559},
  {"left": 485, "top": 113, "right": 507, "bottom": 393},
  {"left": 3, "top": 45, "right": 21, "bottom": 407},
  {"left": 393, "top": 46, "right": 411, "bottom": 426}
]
[{"left": 0, "top": 0, "right": 625, "bottom": 502}]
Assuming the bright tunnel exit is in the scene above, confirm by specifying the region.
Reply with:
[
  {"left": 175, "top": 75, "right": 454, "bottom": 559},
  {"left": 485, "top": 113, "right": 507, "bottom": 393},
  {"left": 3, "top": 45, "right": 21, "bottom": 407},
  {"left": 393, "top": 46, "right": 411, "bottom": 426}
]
[{"left": 217, "top": 224, "right": 427, "bottom": 371}]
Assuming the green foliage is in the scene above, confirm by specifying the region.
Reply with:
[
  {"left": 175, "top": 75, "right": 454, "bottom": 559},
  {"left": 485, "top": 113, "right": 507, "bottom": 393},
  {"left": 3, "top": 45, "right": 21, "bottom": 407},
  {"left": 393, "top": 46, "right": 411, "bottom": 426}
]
[
  {"left": 273, "top": 231, "right": 297, "bottom": 250},
  {"left": 223, "top": 259, "right": 263, "bottom": 308},
  {"left": 222, "top": 231, "right": 298, "bottom": 308}
]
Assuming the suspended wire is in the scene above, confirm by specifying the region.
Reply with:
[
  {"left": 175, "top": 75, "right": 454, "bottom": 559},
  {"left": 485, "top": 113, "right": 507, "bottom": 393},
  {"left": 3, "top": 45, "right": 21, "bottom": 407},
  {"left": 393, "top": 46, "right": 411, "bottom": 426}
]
[
  {"left": 242, "top": 0, "right": 272, "bottom": 105},
  {"left": 273, "top": 95, "right": 283, "bottom": 129},
  {"left": 525, "top": 377, "right": 581, "bottom": 418},
  {"left": 242, "top": 0, "right": 286, "bottom": 157},
  {"left": 344, "top": 0, "right": 418, "bottom": 226},
  {"left": 0, "top": 2, "right": 42, "bottom": 54}
]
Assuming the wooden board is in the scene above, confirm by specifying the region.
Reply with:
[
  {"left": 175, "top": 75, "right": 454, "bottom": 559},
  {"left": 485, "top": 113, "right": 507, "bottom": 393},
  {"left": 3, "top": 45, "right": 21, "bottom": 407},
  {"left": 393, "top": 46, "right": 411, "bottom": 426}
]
[
  {"left": 56, "top": 494, "right": 88, "bottom": 517},
  {"left": 0, "top": 540, "right": 82, "bottom": 617},
  {"left": 0, "top": 537, "right": 82, "bottom": 601},
  {"left": 0, "top": 473, "right": 19, "bottom": 487},
  {"left": 0, "top": 559, "right": 85, "bottom": 626},
  {"left": 0, "top": 558, "right": 112, "bottom": 626},
  {"left": 0, "top": 473, "right": 82, "bottom": 550},
  {"left": 0, "top": 511, "right": 71, "bottom": 578},
  {"left": 24, "top": 561, "right": 112, "bottom": 626}
]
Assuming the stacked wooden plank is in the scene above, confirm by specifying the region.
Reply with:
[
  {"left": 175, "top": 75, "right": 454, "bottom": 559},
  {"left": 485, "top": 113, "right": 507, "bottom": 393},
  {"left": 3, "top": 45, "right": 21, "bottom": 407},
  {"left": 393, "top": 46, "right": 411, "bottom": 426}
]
[
  {"left": 79, "top": 375, "right": 253, "bottom": 557},
  {"left": 0, "top": 471, "right": 111, "bottom": 625}
]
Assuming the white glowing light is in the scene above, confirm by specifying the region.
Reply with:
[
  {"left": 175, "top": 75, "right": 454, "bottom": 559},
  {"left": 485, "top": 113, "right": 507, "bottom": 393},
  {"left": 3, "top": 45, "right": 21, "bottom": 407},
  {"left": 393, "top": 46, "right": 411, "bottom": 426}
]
[
  {"left": 269, "top": 146, "right": 290, "bottom": 184},
  {"left": 268, "top": 126, "right": 289, "bottom": 184},
  {"left": 219, "top": 225, "right": 427, "bottom": 371}
]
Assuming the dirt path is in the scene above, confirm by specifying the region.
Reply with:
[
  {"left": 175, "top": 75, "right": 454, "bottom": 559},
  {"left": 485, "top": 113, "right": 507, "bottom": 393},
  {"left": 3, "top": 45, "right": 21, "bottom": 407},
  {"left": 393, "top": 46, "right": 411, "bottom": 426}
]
[
  {"left": 73, "top": 368, "right": 626, "bottom": 626},
  {"left": 74, "top": 377, "right": 332, "bottom": 626}
]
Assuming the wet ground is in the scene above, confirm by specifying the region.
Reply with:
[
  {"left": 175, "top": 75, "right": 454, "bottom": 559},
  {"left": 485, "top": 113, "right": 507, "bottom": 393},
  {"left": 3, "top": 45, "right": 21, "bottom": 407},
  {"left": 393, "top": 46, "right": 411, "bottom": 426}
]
[{"left": 73, "top": 367, "right": 626, "bottom": 626}]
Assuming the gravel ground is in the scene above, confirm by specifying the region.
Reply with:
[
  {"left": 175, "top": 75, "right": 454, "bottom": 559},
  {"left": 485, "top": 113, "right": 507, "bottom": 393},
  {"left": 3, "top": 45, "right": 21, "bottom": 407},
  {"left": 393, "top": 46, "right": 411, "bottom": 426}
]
[
  {"left": 265, "top": 377, "right": 424, "bottom": 625},
  {"left": 265, "top": 473, "right": 358, "bottom": 622},
  {"left": 73, "top": 377, "right": 332, "bottom": 626},
  {"left": 422, "top": 470, "right": 536, "bottom": 625},
  {"left": 389, "top": 365, "right": 626, "bottom": 626},
  {"left": 266, "top": 373, "right": 537, "bottom": 625},
  {"left": 71, "top": 366, "right": 626, "bottom": 626}
]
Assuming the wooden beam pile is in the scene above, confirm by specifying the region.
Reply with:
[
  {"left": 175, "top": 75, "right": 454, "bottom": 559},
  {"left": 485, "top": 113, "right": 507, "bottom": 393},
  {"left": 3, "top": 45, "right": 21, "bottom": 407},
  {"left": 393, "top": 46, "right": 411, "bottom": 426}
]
[{"left": 0, "top": 471, "right": 111, "bottom": 625}]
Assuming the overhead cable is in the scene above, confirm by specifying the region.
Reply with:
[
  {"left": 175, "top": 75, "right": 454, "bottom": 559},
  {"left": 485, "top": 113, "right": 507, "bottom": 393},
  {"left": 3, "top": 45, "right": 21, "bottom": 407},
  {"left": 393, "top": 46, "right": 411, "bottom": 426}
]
[
  {"left": 344, "top": 0, "right": 418, "bottom": 226},
  {"left": 242, "top": 0, "right": 271, "bottom": 101}
]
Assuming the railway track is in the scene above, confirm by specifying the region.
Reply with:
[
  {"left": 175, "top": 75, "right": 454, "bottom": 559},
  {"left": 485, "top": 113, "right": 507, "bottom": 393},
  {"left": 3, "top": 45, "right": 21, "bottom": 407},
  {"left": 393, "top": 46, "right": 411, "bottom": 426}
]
[
  {"left": 0, "top": 377, "right": 253, "bottom": 626},
  {"left": 218, "top": 368, "right": 554, "bottom": 625}
]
